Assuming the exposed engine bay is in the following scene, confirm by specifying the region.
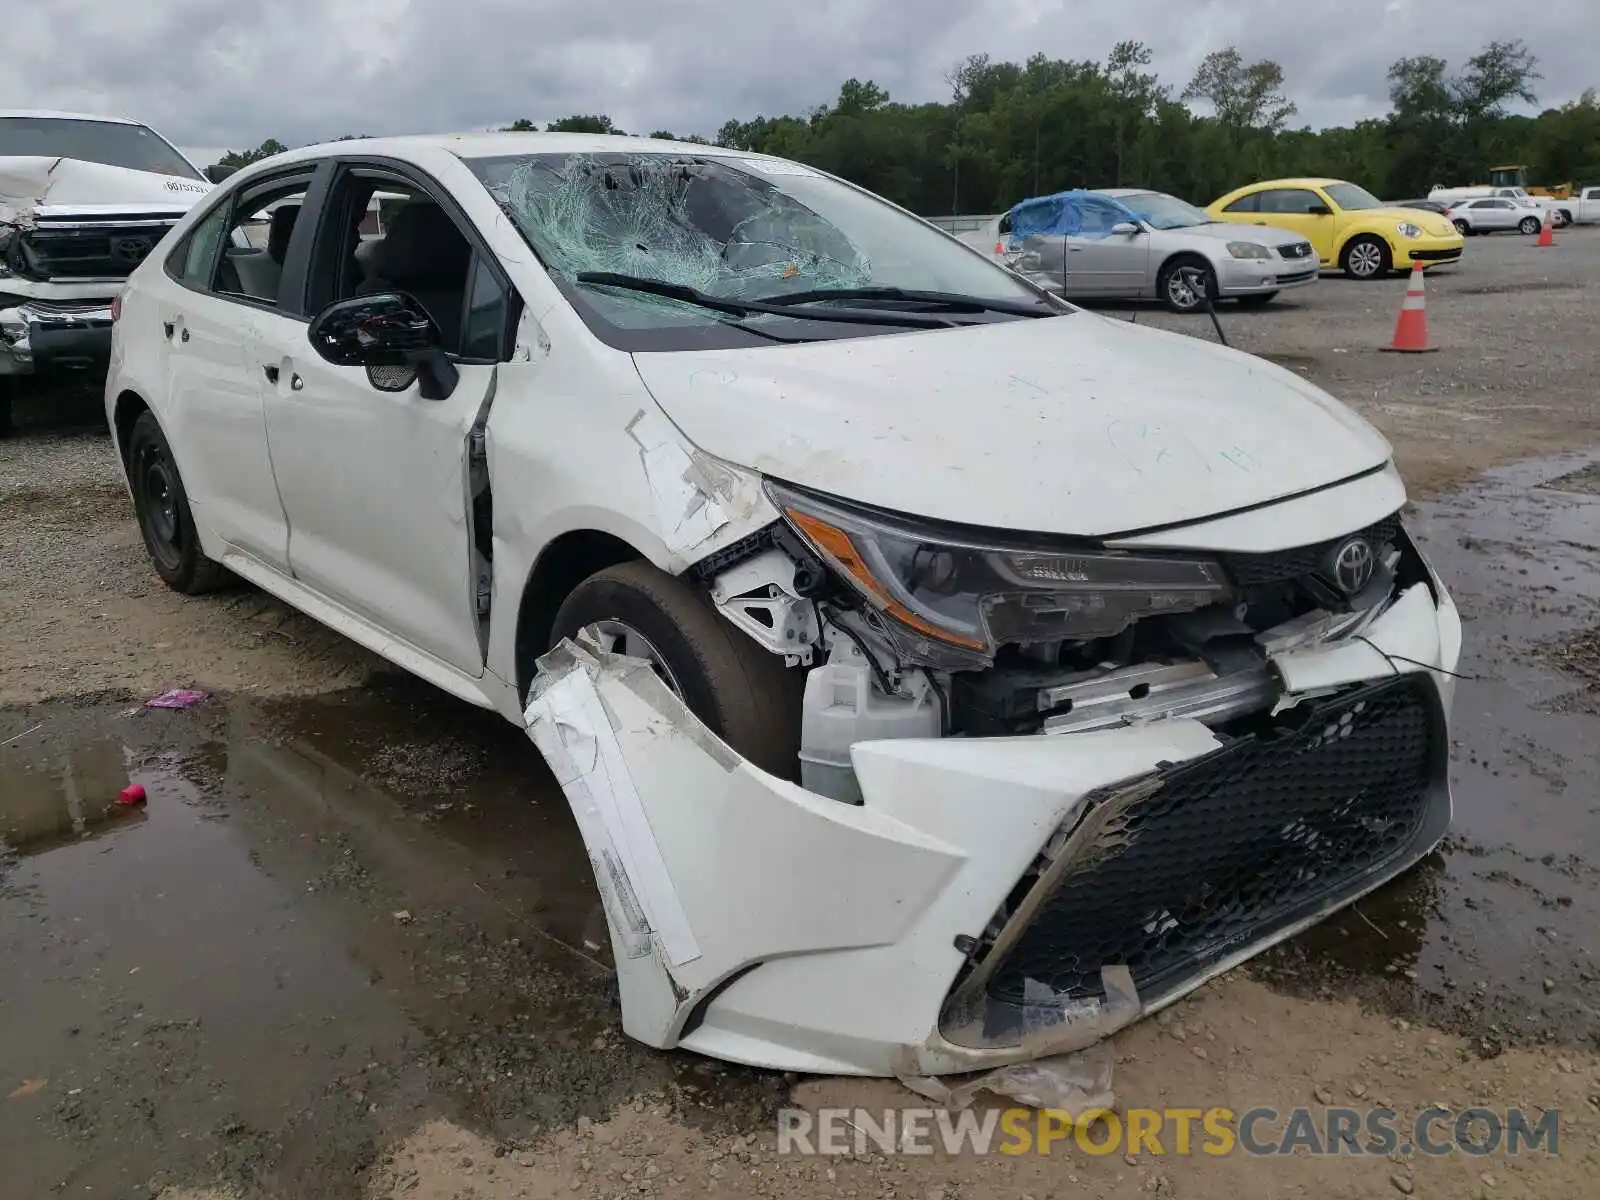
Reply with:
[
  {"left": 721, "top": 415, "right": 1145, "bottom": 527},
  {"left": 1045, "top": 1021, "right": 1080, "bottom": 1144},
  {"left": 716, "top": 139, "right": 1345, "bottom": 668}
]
[{"left": 692, "top": 480, "right": 1429, "bottom": 804}]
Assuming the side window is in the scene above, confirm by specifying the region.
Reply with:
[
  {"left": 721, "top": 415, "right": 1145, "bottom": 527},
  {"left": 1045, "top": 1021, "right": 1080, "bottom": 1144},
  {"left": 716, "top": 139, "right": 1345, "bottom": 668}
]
[
  {"left": 1074, "top": 196, "right": 1128, "bottom": 238},
  {"left": 214, "top": 176, "right": 314, "bottom": 305},
  {"left": 1257, "top": 189, "right": 1324, "bottom": 214},
  {"left": 998, "top": 212, "right": 1013, "bottom": 236},
  {"left": 1224, "top": 193, "right": 1260, "bottom": 213},
  {"left": 460, "top": 255, "right": 510, "bottom": 360},
  {"left": 168, "top": 201, "right": 230, "bottom": 288},
  {"left": 305, "top": 168, "right": 495, "bottom": 358},
  {"left": 1586, "top": 188, "right": 1600, "bottom": 201}
]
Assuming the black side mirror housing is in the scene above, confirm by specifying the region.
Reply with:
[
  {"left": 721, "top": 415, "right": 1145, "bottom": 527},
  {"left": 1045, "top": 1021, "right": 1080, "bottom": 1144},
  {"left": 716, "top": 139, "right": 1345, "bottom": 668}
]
[
  {"left": 203, "top": 164, "right": 237, "bottom": 184},
  {"left": 1307, "top": 203, "right": 1332, "bottom": 216},
  {"left": 306, "top": 292, "right": 459, "bottom": 400}
]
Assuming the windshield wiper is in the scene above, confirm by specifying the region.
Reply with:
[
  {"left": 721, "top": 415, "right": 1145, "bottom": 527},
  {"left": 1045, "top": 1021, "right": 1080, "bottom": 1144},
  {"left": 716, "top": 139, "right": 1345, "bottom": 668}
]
[
  {"left": 747, "top": 286, "right": 1057, "bottom": 317},
  {"left": 574, "top": 273, "right": 956, "bottom": 328}
]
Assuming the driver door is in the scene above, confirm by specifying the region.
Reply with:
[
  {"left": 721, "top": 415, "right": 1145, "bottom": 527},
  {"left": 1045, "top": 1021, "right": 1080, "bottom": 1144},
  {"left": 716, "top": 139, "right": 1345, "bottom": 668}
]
[
  {"left": 1062, "top": 195, "right": 1149, "bottom": 296},
  {"left": 1251, "top": 187, "right": 1337, "bottom": 265},
  {"left": 254, "top": 162, "right": 514, "bottom": 676}
]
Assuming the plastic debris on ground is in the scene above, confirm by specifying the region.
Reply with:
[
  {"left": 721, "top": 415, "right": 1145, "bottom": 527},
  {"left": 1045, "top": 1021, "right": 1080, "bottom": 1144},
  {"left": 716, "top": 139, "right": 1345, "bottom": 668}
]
[
  {"left": 116, "top": 784, "right": 147, "bottom": 807},
  {"left": 898, "top": 965, "right": 1137, "bottom": 1115},
  {"left": 145, "top": 689, "right": 209, "bottom": 709}
]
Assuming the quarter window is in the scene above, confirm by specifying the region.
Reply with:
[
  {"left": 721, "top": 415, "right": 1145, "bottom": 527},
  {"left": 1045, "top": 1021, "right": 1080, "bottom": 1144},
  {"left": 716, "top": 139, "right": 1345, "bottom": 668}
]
[
  {"left": 1223, "top": 193, "right": 1260, "bottom": 213},
  {"left": 170, "top": 203, "right": 230, "bottom": 289}
]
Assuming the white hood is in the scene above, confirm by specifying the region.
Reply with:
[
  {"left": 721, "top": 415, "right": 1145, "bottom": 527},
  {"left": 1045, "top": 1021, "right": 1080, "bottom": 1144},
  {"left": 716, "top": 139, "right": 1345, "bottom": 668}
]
[
  {"left": 632, "top": 314, "right": 1392, "bottom": 538},
  {"left": 0, "top": 156, "right": 208, "bottom": 223}
]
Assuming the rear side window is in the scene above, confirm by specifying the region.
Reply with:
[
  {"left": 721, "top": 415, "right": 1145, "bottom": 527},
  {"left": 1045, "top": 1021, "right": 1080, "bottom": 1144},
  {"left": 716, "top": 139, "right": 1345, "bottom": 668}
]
[
  {"left": 1223, "top": 193, "right": 1260, "bottom": 213},
  {"left": 172, "top": 203, "right": 230, "bottom": 288}
]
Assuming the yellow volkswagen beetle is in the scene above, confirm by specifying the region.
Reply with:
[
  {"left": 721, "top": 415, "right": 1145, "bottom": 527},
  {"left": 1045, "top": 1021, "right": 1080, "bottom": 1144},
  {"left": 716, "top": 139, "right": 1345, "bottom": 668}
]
[{"left": 1207, "top": 178, "right": 1464, "bottom": 279}]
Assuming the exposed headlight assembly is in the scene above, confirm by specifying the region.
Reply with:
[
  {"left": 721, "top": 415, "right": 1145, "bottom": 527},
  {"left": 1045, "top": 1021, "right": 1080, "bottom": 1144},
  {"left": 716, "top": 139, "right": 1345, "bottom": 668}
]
[
  {"left": 1226, "top": 241, "right": 1273, "bottom": 259},
  {"left": 1396, "top": 222, "right": 1422, "bottom": 239},
  {"left": 766, "top": 481, "right": 1233, "bottom": 668}
]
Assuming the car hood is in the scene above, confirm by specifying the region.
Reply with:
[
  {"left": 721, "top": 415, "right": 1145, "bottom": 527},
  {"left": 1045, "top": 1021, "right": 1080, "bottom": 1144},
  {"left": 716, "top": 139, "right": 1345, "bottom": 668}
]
[
  {"left": 632, "top": 314, "right": 1393, "bottom": 538},
  {"left": 1154, "top": 222, "right": 1308, "bottom": 249},
  {"left": 0, "top": 156, "right": 209, "bottom": 224}
]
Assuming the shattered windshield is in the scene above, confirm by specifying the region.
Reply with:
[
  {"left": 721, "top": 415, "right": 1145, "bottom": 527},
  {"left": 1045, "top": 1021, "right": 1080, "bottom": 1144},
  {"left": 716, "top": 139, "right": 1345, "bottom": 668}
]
[
  {"left": 1324, "top": 183, "right": 1384, "bottom": 211},
  {"left": 465, "top": 151, "right": 1057, "bottom": 350},
  {"left": 0, "top": 117, "right": 202, "bottom": 180},
  {"left": 1118, "top": 192, "right": 1211, "bottom": 230}
]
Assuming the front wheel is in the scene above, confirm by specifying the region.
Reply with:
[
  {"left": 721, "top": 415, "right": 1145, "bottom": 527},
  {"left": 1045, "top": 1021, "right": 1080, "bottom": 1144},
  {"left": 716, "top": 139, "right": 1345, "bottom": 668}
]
[
  {"left": 550, "top": 561, "right": 803, "bottom": 779},
  {"left": 1235, "top": 292, "right": 1278, "bottom": 307},
  {"left": 1341, "top": 235, "right": 1391, "bottom": 280},
  {"left": 1519, "top": 215, "right": 1542, "bottom": 235},
  {"left": 1157, "top": 257, "right": 1216, "bottom": 313},
  {"left": 127, "top": 411, "right": 226, "bottom": 594},
  {"left": 1453, "top": 219, "right": 1471, "bottom": 236}
]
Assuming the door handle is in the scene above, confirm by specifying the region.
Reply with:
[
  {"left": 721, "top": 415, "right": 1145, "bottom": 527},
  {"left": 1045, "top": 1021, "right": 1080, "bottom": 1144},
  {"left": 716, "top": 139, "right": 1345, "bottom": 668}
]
[
  {"left": 263, "top": 364, "right": 279, "bottom": 384},
  {"left": 162, "top": 320, "right": 174, "bottom": 339}
]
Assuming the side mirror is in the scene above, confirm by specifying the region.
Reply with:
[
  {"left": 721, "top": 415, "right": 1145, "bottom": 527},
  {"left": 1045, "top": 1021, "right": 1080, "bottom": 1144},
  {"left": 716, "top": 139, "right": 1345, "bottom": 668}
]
[
  {"left": 306, "top": 292, "right": 459, "bottom": 400},
  {"left": 203, "top": 164, "right": 237, "bottom": 184},
  {"left": 1111, "top": 221, "right": 1141, "bottom": 236},
  {"left": 1307, "top": 203, "right": 1332, "bottom": 216}
]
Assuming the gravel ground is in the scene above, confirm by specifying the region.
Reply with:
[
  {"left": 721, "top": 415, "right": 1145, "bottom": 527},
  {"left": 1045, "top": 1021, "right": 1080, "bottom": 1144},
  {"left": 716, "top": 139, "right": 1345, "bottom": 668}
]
[{"left": 3, "top": 227, "right": 1600, "bottom": 1199}]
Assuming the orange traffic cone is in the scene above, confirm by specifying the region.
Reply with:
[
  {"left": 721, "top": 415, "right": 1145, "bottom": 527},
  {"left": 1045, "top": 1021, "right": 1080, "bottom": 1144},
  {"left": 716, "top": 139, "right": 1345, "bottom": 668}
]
[
  {"left": 1536, "top": 207, "right": 1555, "bottom": 247},
  {"left": 994, "top": 240, "right": 1006, "bottom": 255},
  {"left": 1381, "top": 263, "right": 1437, "bottom": 354}
]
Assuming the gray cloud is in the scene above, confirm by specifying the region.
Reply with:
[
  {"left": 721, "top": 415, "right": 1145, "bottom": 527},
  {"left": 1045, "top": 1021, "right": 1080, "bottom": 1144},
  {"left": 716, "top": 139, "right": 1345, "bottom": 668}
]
[{"left": 2, "top": 0, "right": 1593, "bottom": 152}]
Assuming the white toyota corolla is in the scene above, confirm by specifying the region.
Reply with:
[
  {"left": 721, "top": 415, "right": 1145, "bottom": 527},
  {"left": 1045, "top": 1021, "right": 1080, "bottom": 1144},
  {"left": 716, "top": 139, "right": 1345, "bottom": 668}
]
[{"left": 106, "top": 132, "right": 1461, "bottom": 1078}]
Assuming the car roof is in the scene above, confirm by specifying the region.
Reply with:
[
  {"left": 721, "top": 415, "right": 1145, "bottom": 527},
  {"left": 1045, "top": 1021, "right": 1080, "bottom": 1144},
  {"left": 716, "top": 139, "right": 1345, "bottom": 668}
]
[
  {"left": 0, "top": 109, "right": 145, "bottom": 125},
  {"left": 1231, "top": 178, "right": 1346, "bottom": 191},
  {"left": 273, "top": 131, "right": 755, "bottom": 165}
]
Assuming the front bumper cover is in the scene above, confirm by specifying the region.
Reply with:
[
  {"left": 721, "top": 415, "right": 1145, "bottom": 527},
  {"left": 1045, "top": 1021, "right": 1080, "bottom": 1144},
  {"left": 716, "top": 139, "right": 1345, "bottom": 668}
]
[
  {"left": 524, "top": 579, "right": 1461, "bottom": 1077},
  {"left": 0, "top": 298, "right": 114, "bottom": 377}
]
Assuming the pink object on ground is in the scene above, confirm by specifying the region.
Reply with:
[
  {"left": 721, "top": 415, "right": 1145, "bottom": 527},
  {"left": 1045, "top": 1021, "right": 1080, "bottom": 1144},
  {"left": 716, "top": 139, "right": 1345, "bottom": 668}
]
[
  {"left": 145, "top": 689, "right": 210, "bottom": 709},
  {"left": 117, "top": 784, "right": 147, "bottom": 806}
]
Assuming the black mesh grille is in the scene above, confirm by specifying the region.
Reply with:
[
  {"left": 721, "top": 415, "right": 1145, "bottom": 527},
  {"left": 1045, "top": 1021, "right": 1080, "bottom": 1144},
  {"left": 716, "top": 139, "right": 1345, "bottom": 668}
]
[
  {"left": 1277, "top": 243, "right": 1313, "bottom": 259},
  {"left": 983, "top": 676, "right": 1439, "bottom": 1005},
  {"left": 1221, "top": 514, "right": 1401, "bottom": 587}
]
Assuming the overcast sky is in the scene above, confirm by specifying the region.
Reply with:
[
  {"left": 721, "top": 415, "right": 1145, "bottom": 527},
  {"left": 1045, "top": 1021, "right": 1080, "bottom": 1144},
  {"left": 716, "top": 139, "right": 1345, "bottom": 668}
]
[{"left": 5, "top": 0, "right": 1594, "bottom": 161}]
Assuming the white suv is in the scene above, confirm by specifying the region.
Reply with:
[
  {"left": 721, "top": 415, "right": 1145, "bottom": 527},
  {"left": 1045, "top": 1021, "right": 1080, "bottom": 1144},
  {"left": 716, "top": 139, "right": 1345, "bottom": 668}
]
[{"left": 106, "top": 133, "right": 1462, "bottom": 1077}]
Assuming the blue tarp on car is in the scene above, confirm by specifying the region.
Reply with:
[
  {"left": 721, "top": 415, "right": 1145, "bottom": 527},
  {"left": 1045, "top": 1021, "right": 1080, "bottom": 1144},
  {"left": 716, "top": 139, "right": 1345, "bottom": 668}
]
[{"left": 1006, "top": 190, "right": 1142, "bottom": 246}]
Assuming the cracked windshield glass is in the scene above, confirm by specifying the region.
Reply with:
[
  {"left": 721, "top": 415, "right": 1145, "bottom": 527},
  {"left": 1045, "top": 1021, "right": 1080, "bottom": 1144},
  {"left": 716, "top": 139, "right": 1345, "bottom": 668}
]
[{"left": 466, "top": 151, "right": 1057, "bottom": 347}]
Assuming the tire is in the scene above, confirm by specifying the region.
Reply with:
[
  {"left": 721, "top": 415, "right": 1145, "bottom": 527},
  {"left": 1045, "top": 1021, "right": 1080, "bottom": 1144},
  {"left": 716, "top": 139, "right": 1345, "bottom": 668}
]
[
  {"left": 1341, "top": 235, "right": 1391, "bottom": 280},
  {"left": 1554, "top": 209, "right": 1571, "bottom": 228},
  {"left": 1518, "top": 216, "right": 1541, "bottom": 235},
  {"left": 1157, "top": 256, "right": 1216, "bottom": 313},
  {"left": 1234, "top": 292, "right": 1278, "bottom": 308},
  {"left": 551, "top": 561, "right": 803, "bottom": 779},
  {"left": 127, "top": 411, "right": 226, "bottom": 594},
  {"left": 1452, "top": 219, "right": 1470, "bottom": 236},
  {"left": 0, "top": 379, "right": 13, "bottom": 439}
]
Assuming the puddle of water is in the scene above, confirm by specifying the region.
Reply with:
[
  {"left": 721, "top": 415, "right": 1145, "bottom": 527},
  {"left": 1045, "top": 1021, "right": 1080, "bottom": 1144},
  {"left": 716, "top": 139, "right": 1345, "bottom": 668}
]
[
  {"left": 1257, "top": 450, "right": 1600, "bottom": 1050},
  {"left": 0, "top": 683, "right": 786, "bottom": 1198}
]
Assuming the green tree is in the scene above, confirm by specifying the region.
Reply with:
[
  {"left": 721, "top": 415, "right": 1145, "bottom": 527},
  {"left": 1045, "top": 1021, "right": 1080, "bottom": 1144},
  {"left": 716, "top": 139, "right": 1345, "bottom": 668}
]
[
  {"left": 544, "top": 114, "right": 622, "bottom": 134},
  {"left": 1182, "top": 48, "right": 1297, "bottom": 146}
]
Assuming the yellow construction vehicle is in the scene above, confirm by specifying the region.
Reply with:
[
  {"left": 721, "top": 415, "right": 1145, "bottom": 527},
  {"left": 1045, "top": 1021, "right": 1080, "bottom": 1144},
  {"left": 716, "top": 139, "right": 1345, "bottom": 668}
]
[{"left": 1487, "top": 165, "right": 1573, "bottom": 200}]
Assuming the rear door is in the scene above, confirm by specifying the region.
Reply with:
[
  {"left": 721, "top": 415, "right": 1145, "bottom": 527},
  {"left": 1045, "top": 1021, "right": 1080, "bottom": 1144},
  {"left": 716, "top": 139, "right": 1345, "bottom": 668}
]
[{"left": 152, "top": 167, "right": 322, "bottom": 569}]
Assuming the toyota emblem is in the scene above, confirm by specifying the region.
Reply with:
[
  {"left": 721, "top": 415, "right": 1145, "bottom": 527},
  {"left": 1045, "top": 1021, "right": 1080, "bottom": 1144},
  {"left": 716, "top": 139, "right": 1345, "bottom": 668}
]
[
  {"left": 109, "top": 235, "right": 153, "bottom": 266},
  {"left": 1331, "top": 537, "right": 1376, "bottom": 595}
]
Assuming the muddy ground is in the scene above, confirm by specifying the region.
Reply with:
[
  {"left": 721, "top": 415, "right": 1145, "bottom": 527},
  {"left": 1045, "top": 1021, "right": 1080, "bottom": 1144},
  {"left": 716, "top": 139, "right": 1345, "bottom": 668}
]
[{"left": 3, "top": 229, "right": 1599, "bottom": 1198}]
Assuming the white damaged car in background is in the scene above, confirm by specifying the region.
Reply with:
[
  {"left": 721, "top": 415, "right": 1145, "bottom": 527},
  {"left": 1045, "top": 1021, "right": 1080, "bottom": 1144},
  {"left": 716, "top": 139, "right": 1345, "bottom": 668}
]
[
  {"left": 103, "top": 132, "right": 1462, "bottom": 1079},
  {"left": 1, "top": 110, "right": 216, "bottom": 435}
]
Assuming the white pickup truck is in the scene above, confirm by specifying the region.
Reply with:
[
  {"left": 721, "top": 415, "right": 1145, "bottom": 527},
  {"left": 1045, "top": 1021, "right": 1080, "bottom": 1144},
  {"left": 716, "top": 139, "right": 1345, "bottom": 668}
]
[
  {"left": 1552, "top": 185, "right": 1600, "bottom": 226},
  {"left": 1, "top": 110, "right": 220, "bottom": 434}
]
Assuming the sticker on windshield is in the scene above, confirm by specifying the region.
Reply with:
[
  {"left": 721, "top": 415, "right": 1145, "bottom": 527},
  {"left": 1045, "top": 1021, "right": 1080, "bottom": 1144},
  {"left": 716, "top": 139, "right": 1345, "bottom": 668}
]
[{"left": 742, "top": 158, "right": 821, "bottom": 178}]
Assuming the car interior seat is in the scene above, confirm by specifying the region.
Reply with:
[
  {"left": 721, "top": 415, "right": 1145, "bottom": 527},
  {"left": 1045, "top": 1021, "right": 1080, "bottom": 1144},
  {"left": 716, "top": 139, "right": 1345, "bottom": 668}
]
[{"left": 355, "top": 202, "right": 471, "bottom": 349}]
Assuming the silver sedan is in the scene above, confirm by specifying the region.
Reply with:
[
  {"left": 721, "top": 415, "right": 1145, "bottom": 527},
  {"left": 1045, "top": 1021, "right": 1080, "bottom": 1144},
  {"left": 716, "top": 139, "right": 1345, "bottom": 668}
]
[{"left": 964, "top": 188, "right": 1319, "bottom": 313}]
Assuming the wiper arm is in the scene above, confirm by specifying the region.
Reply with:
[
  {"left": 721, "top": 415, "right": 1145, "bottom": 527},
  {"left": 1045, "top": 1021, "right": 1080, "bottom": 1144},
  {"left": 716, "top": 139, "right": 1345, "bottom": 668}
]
[
  {"left": 574, "top": 273, "right": 955, "bottom": 328},
  {"left": 747, "top": 286, "right": 1056, "bottom": 317}
]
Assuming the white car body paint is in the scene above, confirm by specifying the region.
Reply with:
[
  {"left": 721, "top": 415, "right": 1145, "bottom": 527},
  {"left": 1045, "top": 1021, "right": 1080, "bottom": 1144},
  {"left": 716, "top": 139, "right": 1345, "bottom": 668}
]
[{"left": 105, "top": 132, "right": 1462, "bottom": 1077}]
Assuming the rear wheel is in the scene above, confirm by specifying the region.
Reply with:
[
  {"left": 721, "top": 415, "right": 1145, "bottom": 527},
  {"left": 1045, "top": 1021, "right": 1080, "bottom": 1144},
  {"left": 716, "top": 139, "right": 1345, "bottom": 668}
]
[
  {"left": 551, "top": 561, "right": 803, "bottom": 779},
  {"left": 1518, "top": 215, "right": 1541, "bottom": 235},
  {"left": 1157, "top": 256, "right": 1216, "bottom": 313},
  {"left": 127, "top": 411, "right": 226, "bottom": 594},
  {"left": 0, "top": 379, "right": 13, "bottom": 439},
  {"left": 1234, "top": 292, "right": 1278, "bottom": 308},
  {"left": 1341, "top": 235, "right": 1391, "bottom": 280},
  {"left": 1554, "top": 209, "right": 1571, "bottom": 228}
]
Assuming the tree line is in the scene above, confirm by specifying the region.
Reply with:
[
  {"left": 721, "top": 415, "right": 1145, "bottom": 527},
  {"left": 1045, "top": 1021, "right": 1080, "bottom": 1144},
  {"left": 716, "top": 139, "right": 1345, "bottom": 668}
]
[{"left": 208, "top": 38, "right": 1598, "bottom": 216}]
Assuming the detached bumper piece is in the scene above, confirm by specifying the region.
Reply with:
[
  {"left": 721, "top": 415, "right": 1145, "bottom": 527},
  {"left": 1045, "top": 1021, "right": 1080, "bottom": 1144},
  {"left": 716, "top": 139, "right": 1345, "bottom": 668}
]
[
  {"left": 942, "top": 676, "right": 1446, "bottom": 1046},
  {"left": 0, "top": 298, "right": 114, "bottom": 377}
]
